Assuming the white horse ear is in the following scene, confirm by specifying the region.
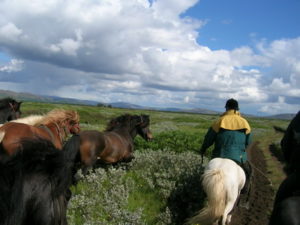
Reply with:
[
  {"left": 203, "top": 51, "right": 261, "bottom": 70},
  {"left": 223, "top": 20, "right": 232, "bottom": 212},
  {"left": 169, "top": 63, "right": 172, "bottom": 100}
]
[{"left": 293, "top": 130, "right": 300, "bottom": 144}]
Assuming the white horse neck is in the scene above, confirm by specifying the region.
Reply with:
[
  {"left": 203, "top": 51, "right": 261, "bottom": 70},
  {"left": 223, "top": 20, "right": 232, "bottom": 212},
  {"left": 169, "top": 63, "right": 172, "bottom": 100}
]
[{"left": 11, "top": 115, "right": 45, "bottom": 126}]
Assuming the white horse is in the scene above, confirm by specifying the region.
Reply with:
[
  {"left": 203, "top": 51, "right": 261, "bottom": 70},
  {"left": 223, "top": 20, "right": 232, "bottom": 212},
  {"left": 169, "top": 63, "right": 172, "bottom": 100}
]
[{"left": 186, "top": 158, "right": 246, "bottom": 225}]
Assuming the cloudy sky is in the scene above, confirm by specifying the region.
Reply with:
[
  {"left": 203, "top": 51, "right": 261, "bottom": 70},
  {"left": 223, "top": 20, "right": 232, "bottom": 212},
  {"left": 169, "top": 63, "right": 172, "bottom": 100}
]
[{"left": 0, "top": 0, "right": 299, "bottom": 115}]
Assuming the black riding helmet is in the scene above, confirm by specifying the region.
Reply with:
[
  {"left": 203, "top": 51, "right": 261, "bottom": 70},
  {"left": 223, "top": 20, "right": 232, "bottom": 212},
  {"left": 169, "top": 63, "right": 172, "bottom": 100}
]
[{"left": 225, "top": 98, "right": 239, "bottom": 110}]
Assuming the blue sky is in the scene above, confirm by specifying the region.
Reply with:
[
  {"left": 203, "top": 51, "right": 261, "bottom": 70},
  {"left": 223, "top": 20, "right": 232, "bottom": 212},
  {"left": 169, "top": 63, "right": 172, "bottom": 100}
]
[
  {"left": 0, "top": 0, "right": 299, "bottom": 115},
  {"left": 185, "top": 0, "right": 300, "bottom": 50}
]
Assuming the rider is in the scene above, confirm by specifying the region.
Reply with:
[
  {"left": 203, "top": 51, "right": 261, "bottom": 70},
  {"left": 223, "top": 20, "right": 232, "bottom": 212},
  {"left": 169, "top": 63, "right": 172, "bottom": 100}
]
[{"left": 199, "top": 98, "right": 253, "bottom": 208}]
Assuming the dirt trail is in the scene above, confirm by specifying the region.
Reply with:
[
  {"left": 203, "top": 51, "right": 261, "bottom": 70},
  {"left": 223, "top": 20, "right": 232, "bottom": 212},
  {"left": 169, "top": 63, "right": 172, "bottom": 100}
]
[{"left": 231, "top": 142, "right": 275, "bottom": 225}]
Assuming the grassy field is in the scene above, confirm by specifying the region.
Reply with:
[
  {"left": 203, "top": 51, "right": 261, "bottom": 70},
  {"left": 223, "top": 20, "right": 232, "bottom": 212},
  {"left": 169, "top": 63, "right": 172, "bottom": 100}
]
[{"left": 20, "top": 101, "right": 290, "bottom": 225}]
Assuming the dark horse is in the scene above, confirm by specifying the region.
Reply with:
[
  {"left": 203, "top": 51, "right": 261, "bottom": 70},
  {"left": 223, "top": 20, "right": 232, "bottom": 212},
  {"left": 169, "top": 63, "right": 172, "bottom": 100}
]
[
  {"left": 0, "top": 135, "right": 81, "bottom": 225},
  {"left": 0, "top": 97, "right": 22, "bottom": 123},
  {"left": 0, "top": 109, "right": 80, "bottom": 160},
  {"left": 269, "top": 111, "right": 300, "bottom": 225},
  {"left": 78, "top": 114, "right": 153, "bottom": 173}
]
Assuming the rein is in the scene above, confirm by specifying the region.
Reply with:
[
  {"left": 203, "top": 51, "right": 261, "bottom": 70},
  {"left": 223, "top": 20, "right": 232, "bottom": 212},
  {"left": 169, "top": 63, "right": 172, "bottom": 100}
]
[
  {"left": 53, "top": 122, "right": 71, "bottom": 144},
  {"left": 54, "top": 122, "right": 64, "bottom": 144},
  {"left": 39, "top": 122, "right": 67, "bottom": 145},
  {"left": 39, "top": 125, "right": 56, "bottom": 143},
  {"left": 249, "top": 161, "right": 273, "bottom": 186}
]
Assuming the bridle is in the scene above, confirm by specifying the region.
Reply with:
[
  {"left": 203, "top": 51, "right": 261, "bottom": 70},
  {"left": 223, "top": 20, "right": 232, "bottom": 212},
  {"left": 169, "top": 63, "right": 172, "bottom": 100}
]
[
  {"left": 8, "top": 102, "right": 20, "bottom": 119},
  {"left": 9, "top": 103, "right": 18, "bottom": 115}
]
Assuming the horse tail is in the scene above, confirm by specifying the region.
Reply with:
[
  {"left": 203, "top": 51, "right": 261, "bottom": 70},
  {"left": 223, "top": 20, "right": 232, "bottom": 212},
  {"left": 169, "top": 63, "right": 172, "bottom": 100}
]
[
  {"left": 62, "top": 134, "right": 81, "bottom": 185},
  {"left": 62, "top": 134, "right": 80, "bottom": 163},
  {"left": 186, "top": 169, "right": 226, "bottom": 225}
]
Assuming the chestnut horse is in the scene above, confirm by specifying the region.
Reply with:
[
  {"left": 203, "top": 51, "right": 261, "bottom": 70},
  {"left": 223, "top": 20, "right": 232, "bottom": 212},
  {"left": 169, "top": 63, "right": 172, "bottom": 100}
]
[
  {"left": 78, "top": 114, "right": 153, "bottom": 173},
  {"left": 0, "top": 109, "right": 80, "bottom": 159},
  {"left": 0, "top": 97, "right": 22, "bottom": 123}
]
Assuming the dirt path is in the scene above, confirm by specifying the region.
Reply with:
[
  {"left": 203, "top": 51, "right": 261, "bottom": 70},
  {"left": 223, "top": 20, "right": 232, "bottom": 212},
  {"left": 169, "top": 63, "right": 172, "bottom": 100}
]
[{"left": 231, "top": 142, "right": 275, "bottom": 225}]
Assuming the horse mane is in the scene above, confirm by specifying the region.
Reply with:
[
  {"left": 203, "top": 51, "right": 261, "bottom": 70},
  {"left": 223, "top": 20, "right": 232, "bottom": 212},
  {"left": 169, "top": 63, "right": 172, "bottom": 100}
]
[
  {"left": 0, "top": 97, "right": 16, "bottom": 109},
  {"left": 105, "top": 114, "right": 132, "bottom": 131},
  {"left": 140, "top": 114, "right": 150, "bottom": 127},
  {"left": 37, "top": 109, "right": 80, "bottom": 127},
  {"left": 10, "top": 115, "right": 45, "bottom": 125},
  {"left": 105, "top": 114, "right": 150, "bottom": 131}
]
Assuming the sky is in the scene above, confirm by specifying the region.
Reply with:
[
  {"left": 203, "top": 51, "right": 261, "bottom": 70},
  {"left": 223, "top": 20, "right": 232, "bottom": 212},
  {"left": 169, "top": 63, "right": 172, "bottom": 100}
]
[{"left": 0, "top": 0, "right": 299, "bottom": 116}]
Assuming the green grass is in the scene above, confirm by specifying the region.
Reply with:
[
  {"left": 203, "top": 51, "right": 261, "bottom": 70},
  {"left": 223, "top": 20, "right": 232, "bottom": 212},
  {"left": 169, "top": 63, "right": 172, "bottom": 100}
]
[{"left": 125, "top": 171, "right": 165, "bottom": 225}]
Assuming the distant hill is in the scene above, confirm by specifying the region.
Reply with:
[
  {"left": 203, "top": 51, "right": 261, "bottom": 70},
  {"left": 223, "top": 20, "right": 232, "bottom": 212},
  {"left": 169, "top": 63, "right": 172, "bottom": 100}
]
[
  {"left": 110, "top": 102, "right": 147, "bottom": 109},
  {"left": 265, "top": 113, "right": 295, "bottom": 120},
  {"left": 0, "top": 89, "right": 99, "bottom": 106},
  {"left": 0, "top": 89, "right": 295, "bottom": 118},
  {"left": 110, "top": 102, "right": 220, "bottom": 115},
  {"left": 180, "top": 108, "right": 220, "bottom": 115}
]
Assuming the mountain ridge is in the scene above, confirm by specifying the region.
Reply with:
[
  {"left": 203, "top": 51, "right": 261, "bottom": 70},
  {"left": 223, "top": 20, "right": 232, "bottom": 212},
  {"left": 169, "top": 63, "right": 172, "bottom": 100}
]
[{"left": 0, "top": 89, "right": 294, "bottom": 119}]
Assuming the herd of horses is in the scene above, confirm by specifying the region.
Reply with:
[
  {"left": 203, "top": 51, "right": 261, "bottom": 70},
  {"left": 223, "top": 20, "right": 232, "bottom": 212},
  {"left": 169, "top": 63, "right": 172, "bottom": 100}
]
[
  {"left": 0, "top": 98, "right": 153, "bottom": 225},
  {"left": 0, "top": 97, "right": 298, "bottom": 225}
]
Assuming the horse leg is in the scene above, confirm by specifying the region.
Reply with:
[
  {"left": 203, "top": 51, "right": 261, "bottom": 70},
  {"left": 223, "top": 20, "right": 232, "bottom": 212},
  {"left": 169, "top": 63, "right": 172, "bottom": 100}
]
[
  {"left": 123, "top": 153, "right": 135, "bottom": 163},
  {"left": 80, "top": 143, "right": 98, "bottom": 176},
  {"left": 123, "top": 156, "right": 134, "bottom": 163},
  {"left": 221, "top": 200, "right": 235, "bottom": 225}
]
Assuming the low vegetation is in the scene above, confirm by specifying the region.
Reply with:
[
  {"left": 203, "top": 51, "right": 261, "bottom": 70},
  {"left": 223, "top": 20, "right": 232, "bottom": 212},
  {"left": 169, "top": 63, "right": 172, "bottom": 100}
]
[{"left": 20, "top": 101, "right": 290, "bottom": 224}]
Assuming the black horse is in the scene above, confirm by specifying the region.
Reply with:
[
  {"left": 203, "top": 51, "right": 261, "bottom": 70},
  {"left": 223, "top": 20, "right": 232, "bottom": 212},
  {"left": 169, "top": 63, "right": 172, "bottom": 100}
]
[
  {"left": 269, "top": 111, "right": 300, "bottom": 225},
  {"left": 269, "top": 196, "right": 300, "bottom": 225},
  {"left": 0, "top": 135, "right": 81, "bottom": 225},
  {"left": 0, "top": 97, "right": 22, "bottom": 123}
]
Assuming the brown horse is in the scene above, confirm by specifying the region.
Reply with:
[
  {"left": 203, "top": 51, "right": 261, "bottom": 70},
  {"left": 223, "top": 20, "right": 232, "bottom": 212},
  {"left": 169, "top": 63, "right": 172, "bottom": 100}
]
[
  {"left": 78, "top": 114, "right": 153, "bottom": 173},
  {"left": 0, "top": 109, "right": 80, "bottom": 158}
]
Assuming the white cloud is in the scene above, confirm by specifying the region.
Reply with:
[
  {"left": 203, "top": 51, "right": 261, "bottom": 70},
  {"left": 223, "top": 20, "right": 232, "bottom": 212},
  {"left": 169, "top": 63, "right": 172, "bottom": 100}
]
[
  {"left": 184, "top": 96, "right": 190, "bottom": 103},
  {"left": 258, "top": 96, "right": 299, "bottom": 115},
  {"left": 0, "top": 23, "right": 22, "bottom": 42},
  {"left": 0, "top": 59, "right": 24, "bottom": 72}
]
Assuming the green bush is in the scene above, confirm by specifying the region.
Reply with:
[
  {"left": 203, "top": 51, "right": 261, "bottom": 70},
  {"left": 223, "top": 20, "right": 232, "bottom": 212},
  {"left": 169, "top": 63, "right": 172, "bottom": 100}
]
[
  {"left": 67, "top": 150, "right": 207, "bottom": 225},
  {"left": 134, "top": 130, "right": 205, "bottom": 153}
]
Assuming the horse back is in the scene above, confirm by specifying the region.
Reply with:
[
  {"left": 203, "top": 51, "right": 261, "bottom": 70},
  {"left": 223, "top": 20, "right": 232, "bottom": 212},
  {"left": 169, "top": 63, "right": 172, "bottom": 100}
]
[
  {"left": 207, "top": 158, "right": 246, "bottom": 191},
  {"left": 0, "top": 122, "right": 52, "bottom": 156}
]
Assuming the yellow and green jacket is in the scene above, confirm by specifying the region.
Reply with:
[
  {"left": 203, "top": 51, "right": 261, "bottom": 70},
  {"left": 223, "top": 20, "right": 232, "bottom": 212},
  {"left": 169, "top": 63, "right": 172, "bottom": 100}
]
[{"left": 200, "top": 110, "right": 252, "bottom": 163}]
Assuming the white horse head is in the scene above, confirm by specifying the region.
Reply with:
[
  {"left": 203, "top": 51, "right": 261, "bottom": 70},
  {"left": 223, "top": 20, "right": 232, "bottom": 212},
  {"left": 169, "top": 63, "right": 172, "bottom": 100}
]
[{"left": 186, "top": 158, "right": 246, "bottom": 225}]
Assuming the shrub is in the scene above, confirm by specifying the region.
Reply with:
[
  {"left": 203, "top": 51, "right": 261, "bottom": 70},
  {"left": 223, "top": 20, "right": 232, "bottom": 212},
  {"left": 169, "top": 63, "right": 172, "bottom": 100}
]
[
  {"left": 134, "top": 130, "right": 205, "bottom": 153},
  {"left": 67, "top": 150, "right": 207, "bottom": 225}
]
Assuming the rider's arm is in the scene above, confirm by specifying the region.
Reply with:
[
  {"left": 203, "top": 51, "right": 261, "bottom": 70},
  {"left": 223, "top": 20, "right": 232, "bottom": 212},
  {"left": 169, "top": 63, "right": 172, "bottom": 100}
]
[{"left": 200, "top": 127, "right": 217, "bottom": 155}]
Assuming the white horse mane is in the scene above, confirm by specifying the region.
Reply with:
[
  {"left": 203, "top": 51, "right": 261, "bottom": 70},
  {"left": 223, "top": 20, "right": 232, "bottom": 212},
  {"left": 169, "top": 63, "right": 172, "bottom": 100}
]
[
  {"left": 186, "top": 158, "right": 246, "bottom": 225},
  {"left": 10, "top": 115, "right": 45, "bottom": 126}
]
